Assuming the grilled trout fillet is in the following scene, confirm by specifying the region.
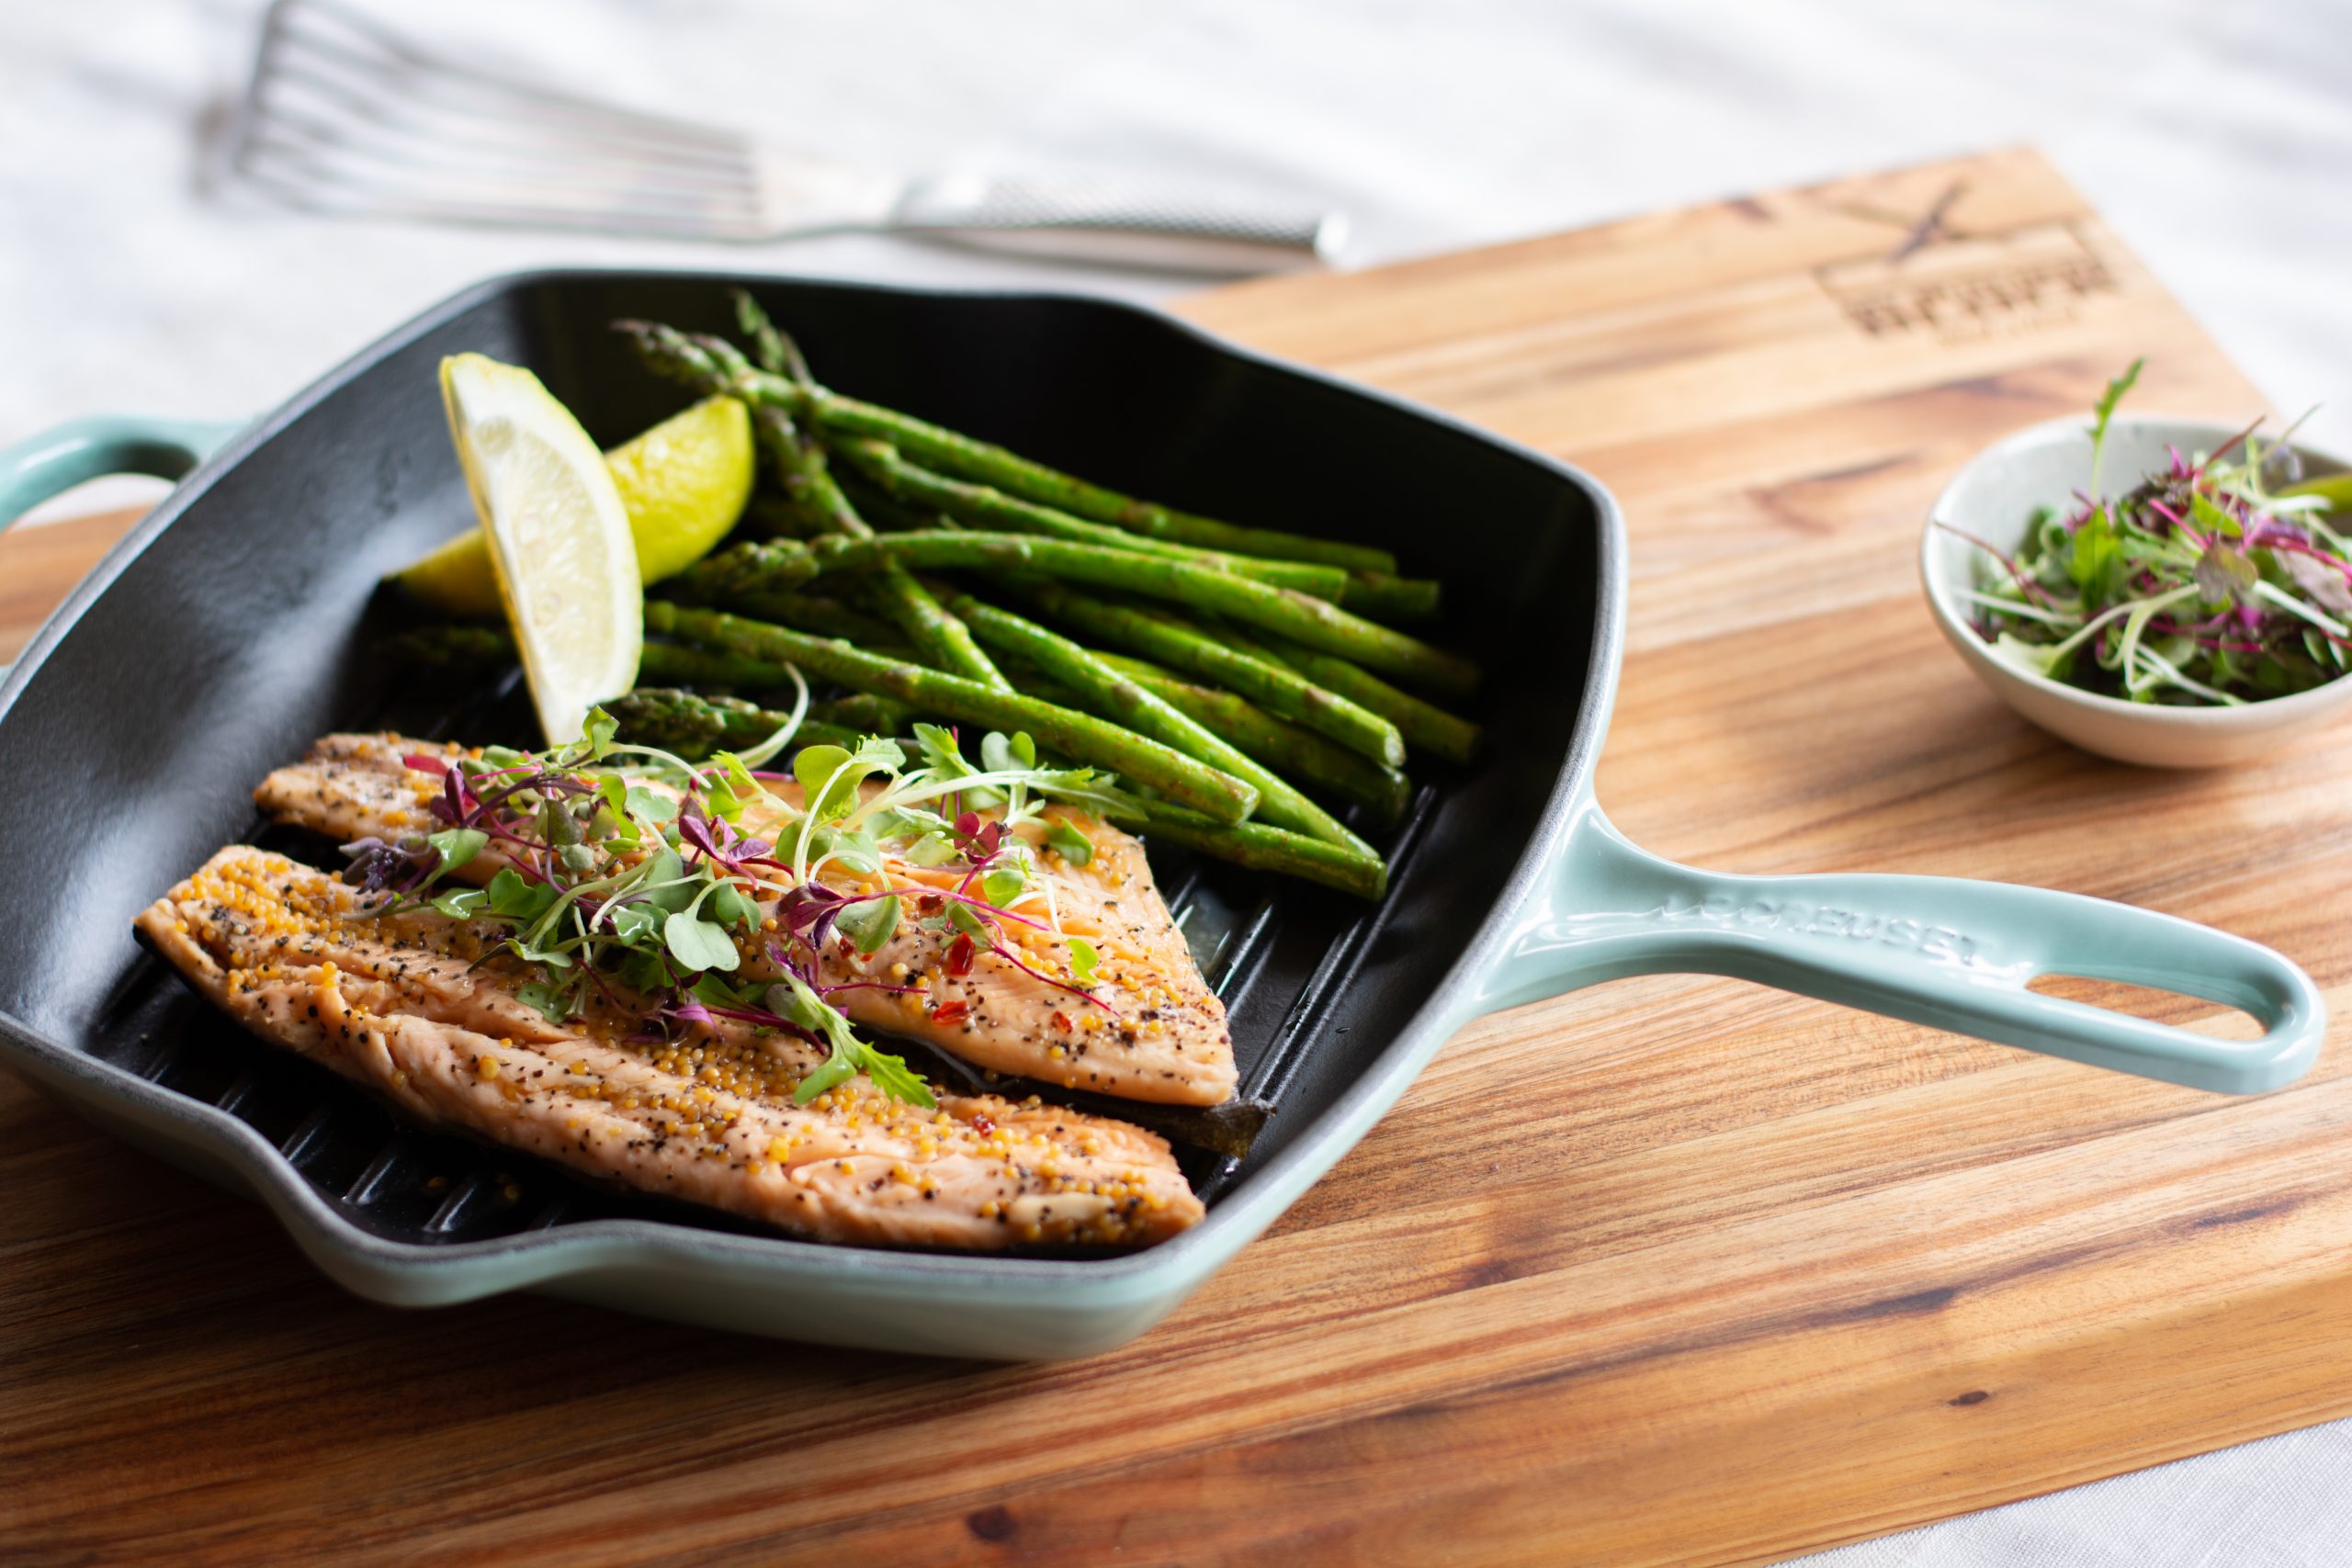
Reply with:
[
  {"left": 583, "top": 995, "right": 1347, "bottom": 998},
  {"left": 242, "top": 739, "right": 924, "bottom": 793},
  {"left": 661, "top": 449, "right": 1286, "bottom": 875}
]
[
  {"left": 256, "top": 733, "right": 1239, "bottom": 1106},
  {"left": 136, "top": 846, "right": 1203, "bottom": 1248}
]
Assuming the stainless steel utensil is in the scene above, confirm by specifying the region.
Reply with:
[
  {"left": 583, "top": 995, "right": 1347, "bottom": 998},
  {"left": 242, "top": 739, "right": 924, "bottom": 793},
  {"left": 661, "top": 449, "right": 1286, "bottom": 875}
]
[{"left": 222, "top": 0, "right": 1345, "bottom": 275}]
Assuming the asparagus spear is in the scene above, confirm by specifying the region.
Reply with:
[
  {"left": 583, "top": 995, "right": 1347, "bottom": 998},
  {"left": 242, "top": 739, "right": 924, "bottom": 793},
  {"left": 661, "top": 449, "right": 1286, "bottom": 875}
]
[
  {"left": 1214, "top": 625, "right": 1483, "bottom": 764},
  {"left": 699, "top": 333, "right": 1007, "bottom": 691},
  {"left": 707, "top": 296, "right": 1397, "bottom": 574},
  {"left": 1119, "top": 799, "right": 1387, "bottom": 899},
  {"left": 717, "top": 589, "right": 900, "bottom": 645},
  {"left": 643, "top": 641, "right": 813, "bottom": 691},
  {"left": 1001, "top": 578, "right": 1404, "bottom": 766},
  {"left": 670, "top": 531, "right": 1482, "bottom": 699},
  {"left": 732, "top": 288, "right": 809, "bottom": 382},
  {"left": 940, "top": 590, "right": 1369, "bottom": 852},
  {"left": 612, "top": 686, "right": 1385, "bottom": 898},
  {"left": 835, "top": 468, "right": 956, "bottom": 534},
  {"left": 743, "top": 495, "right": 836, "bottom": 540},
  {"left": 1091, "top": 652, "right": 1411, "bottom": 826},
  {"left": 832, "top": 437, "right": 1354, "bottom": 598},
  {"left": 382, "top": 624, "right": 520, "bottom": 674},
  {"left": 646, "top": 603, "right": 1261, "bottom": 825},
  {"left": 1013, "top": 661, "right": 1409, "bottom": 830},
  {"left": 383, "top": 626, "right": 801, "bottom": 694},
  {"left": 792, "top": 364, "right": 1436, "bottom": 621},
  {"left": 606, "top": 689, "right": 863, "bottom": 759},
  {"left": 1338, "top": 570, "right": 1442, "bottom": 624},
  {"left": 618, "top": 321, "right": 1006, "bottom": 690},
  {"left": 813, "top": 692, "right": 916, "bottom": 732},
  {"left": 755, "top": 350, "right": 1431, "bottom": 619}
]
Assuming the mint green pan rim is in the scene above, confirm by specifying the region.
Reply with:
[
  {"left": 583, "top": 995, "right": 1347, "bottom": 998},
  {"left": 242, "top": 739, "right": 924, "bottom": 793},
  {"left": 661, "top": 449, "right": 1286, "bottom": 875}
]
[{"left": 0, "top": 269, "right": 2324, "bottom": 1360}]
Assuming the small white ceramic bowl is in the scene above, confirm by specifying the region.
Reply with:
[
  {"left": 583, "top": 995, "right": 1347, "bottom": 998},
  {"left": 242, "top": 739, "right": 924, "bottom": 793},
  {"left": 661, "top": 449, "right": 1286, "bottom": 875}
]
[{"left": 1921, "top": 414, "right": 2352, "bottom": 768}]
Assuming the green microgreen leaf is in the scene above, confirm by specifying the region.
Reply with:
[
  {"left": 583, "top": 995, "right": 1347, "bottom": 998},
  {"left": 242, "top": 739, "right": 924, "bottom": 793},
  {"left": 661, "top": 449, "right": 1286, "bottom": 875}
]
[
  {"left": 2066, "top": 507, "right": 2120, "bottom": 596},
  {"left": 2087, "top": 355, "right": 2143, "bottom": 497},
  {"left": 794, "top": 743, "right": 849, "bottom": 798},
  {"left": 834, "top": 893, "right": 901, "bottom": 955},
  {"left": 946, "top": 901, "right": 991, "bottom": 943},
  {"left": 431, "top": 887, "right": 487, "bottom": 919},
  {"left": 910, "top": 723, "right": 963, "bottom": 773},
  {"left": 1045, "top": 820, "right": 1093, "bottom": 866},
  {"left": 709, "top": 751, "right": 762, "bottom": 820},
  {"left": 772, "top": 975, "right": 933, "bottom": 1108},
  {"left": 858, "top": 1049, "right": 933, "bottom": 1108},
  {"left": 1989, "top": 632, "right": 2068, "bottom": 679},
  {"left": 794, "top": 1057, "right": 858, "bottom": 1101},
  {"left": 979, "top": 865, "right": 1026, "bottom": 908},
  {"left": 808, "top": 736, "right": 904, "bottom": 822},
  {"left": 625, "top": 786, "right": 679, "bottom": 824},
  {"left": 910, "top": 722, "right": 1004, "bottom": 808},
  {"left": 825, "top": 827, "right": 885, "bottom": 874},
  {"left": 980, "top": 730, "right": 1037, "bottom": 773},
  {"left": 1068, "top": 935, "right": 1099, "bottom": 987},
  {"left": 707, "top": 881, "right": 761, "bottom": 931},
  {"left": 691, "top": 972, "right": 746, "bottom": 1008},
  {"left": 639, "top": 850, "right": 697, "bottom": 913},
  {"left": 663, "top": 910, "right": 741, "bottom": 973},
  {"left": 617, "top": 947, "right": 671, "bottom": 997},
  {"left": 582, "top": 706, "right": 619, "bottom": 761},
  {"left": 607, "top": 901, "right": 662, "bottom": 945},
  {"left": 426, "top": 826, "right": 489, "bottom": 874},
  {"left": 514, "top": 982, "right": 570, "bottom": 1024},
  {"left": 485, "top": 867, "right": 557, "bottom": 921}
]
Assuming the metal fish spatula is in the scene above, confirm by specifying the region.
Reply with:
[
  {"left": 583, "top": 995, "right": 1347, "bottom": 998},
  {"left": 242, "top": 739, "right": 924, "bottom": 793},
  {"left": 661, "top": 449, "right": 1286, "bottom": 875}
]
[{"left": 222, "top": 0, "right": 1346, "bottom": 274}]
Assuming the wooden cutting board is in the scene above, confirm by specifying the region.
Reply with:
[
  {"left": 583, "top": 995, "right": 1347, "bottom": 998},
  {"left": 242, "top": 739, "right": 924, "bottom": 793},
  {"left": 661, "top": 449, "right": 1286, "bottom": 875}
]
[{"left": 6, "top": 149, "right": 2347, "bottom": 1566}]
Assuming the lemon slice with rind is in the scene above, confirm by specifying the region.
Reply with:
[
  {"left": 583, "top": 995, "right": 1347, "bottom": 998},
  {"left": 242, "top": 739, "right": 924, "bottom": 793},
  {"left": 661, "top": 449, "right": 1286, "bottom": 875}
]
[
  {"left": 395, "top": 394, "right": 752, "bottom": 615},
  {"left": 437, "top": 354, "right": 642, "bottom": 745}
]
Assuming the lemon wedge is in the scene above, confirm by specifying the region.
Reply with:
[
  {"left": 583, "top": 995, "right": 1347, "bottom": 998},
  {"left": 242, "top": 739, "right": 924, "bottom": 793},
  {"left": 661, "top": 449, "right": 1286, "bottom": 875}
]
[
  {"left": 395, "top": 393, "right": 752, "bottom": 617},
  {"left": 437, "top": 354, "right": 642, "bottom": 745},
  {"left": 607, "top": 394, "right": 756, "bottom": 580}
]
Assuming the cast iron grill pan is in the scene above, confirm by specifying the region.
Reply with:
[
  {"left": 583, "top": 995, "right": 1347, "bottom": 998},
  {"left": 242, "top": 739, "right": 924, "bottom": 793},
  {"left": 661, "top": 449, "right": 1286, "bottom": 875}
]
[{"left": 0, "top": 273, "right": 1600, "bottom": 1262}]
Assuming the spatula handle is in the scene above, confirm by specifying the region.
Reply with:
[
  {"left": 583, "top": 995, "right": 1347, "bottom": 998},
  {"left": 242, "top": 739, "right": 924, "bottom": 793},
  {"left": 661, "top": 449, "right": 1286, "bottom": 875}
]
[
  {"left": 889, "top": 175, "right": 1344, "bottom": 275},
  {"left": 1476, "top": 803, "right": 2324, "bottom": 1096}
]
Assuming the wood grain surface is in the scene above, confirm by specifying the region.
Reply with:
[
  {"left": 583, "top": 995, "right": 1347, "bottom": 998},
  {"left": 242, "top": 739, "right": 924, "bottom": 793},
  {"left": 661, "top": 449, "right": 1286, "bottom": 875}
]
[{"left": 6, "top": 149, "right": 2348, "bottom": 1567}]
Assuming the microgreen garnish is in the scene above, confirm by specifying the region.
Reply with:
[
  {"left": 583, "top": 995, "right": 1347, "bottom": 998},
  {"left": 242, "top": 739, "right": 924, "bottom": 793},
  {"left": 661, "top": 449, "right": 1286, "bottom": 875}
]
[
  {"left": 338, "top": 707, "right": 1132, "bottom": 1103},
  {"left": 1044, "top": 819, "right": 1094, "bottom": 866},
  {"left": 1950, "top": 365, "right": 2349, "bottom": 705}
]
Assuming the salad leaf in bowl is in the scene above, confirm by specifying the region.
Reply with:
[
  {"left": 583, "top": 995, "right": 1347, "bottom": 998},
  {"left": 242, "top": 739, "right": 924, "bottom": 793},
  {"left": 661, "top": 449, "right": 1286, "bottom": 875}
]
[{"left": 1920, "top": 364, "right": 2352, "bottom": 767}]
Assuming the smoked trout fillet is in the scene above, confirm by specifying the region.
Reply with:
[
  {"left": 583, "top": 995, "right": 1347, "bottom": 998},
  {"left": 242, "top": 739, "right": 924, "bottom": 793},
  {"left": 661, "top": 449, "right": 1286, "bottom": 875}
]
[
  {"left": 135, "top": 845, "right": 1204, "bottom": 1249},
  {"left": 255, "top": 733, "right": 1239, "bottom": 1105}
]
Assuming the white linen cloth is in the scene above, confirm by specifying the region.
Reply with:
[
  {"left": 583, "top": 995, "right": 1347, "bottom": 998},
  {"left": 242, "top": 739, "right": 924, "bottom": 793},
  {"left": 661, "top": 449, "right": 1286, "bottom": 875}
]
[{"left": 3, "top": 2, "right": 2348, "bottom": 1559}]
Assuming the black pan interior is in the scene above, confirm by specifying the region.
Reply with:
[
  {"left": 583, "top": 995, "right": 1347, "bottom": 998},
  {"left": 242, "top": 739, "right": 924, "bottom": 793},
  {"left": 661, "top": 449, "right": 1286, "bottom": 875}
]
[{"left": 0, "top": 271, "right": 1603, "bottom": 1247}]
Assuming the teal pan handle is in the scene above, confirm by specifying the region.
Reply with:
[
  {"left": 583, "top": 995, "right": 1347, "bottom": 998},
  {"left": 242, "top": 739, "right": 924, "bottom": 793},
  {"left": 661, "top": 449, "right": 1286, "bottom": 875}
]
[
  {"left": 1473, "top": 801, "right": 2324, "bottom": 1095},
  {"left": 0, "top": 415, "right": 244, "bottom": 534}
]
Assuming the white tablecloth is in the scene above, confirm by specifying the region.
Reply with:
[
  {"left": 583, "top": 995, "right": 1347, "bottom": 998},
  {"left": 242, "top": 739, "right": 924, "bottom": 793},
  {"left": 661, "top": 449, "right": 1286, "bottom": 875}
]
[{"left": 5, "top": 2, "right": 2348, "bottom": 1558}]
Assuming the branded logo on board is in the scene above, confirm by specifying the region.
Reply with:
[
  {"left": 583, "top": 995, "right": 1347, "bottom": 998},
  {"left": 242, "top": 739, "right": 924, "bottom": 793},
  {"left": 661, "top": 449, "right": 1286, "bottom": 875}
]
[{"left": 1815, "top": 179, "right": 2120, "bottom": 343}]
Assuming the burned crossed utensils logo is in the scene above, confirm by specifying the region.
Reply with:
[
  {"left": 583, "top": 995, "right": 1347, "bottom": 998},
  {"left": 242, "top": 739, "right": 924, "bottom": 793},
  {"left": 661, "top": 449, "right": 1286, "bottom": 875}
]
[{"left": 1815, "top": 178, "right": 2120, "bottom": 343}]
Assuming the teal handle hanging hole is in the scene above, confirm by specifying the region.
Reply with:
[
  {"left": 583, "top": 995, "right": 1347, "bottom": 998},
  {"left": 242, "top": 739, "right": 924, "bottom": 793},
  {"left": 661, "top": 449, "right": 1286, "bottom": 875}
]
[{"left": 1468, "top": 798, "right": 2323, "bottom": 1096}]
